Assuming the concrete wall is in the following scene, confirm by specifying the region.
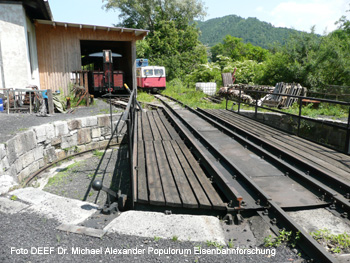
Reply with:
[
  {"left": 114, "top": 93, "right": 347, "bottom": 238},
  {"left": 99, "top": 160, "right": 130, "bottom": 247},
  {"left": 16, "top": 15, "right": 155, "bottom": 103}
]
[
  {"left": 0, "top": 114, "right": 121, "bottom": 185},
  {"left": 0, "top": 3, "right": 39, "bottom": 90}
]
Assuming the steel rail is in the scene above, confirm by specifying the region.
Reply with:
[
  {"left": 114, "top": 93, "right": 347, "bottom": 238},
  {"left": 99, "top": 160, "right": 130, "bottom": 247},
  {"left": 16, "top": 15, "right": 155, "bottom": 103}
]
[
  {"left": 197, "top": 108, "right": 350, "bottom": 215},
  {"left": 159, "top": 105, "right": 245, "bottom": 209},
  {"left": 158, "top": 95, "right": 338, "bottom": 263}
]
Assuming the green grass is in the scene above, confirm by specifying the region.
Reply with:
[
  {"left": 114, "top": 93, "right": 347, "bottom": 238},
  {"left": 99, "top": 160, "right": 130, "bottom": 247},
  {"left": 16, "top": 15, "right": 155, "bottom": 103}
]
[
  {"left": 46, "top": 161, "right": 83, "bottom": 187},
  {"left": 137, "top": 91, "right": 157, "bottom": 103},
  {"left": 93, "top": 150, "right": 104, "bottom": 157},
  {"left": 160, "top": 79, "right": 226, "bottom": 109},
  {"left": 311, "top": 229, "right": 350, "bottom": 253},
  {"left": 264, "top": 229, "right": 300, "bottom": 248},
  {"left": 282, "top": 102, "right": 348, "bottom": 119},
  {"left": 154, "top": 236, "right": 161, "bottom": 242},
  {"left": 206, "top": 240, "right": 224, "bottom": 249}
]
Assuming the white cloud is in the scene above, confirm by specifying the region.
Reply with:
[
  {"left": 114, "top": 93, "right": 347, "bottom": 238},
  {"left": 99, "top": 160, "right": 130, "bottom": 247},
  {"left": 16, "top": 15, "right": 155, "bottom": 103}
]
[{"left": 269, "top": 0, "right": 349, "bottom": 34}]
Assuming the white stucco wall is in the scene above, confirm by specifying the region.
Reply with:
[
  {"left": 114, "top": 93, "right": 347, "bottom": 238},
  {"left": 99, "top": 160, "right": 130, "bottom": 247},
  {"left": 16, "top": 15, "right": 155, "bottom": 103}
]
[{"left": 0, "top": 3, "right": 39, "bottom": 90}]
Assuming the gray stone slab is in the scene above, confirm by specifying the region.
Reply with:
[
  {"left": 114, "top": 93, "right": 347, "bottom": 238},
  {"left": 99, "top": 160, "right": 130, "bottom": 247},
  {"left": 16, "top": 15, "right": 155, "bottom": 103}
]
[
  {"left": 288, "top": 209, "right": 350, "bottom": 235},
  {"left": 0, "top": 196, "right": 29, "bottom": 214},
  {"left": 10, "top": 188, "right": 99, "bottom": 224},
  {"left": 104, "top": 211, "right": 226, "bottom": 244},
  {"left": 0, "top": 174, "right": 18, "bottom": 194},
  {"left": 57, "top": 224, "right": 106, "bottom": 238}
]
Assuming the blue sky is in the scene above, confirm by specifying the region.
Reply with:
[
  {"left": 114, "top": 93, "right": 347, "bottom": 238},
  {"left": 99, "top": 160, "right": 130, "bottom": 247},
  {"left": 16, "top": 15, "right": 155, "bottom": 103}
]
[{"left": 48, "top": 0, "right": 350, "bottom": 34}]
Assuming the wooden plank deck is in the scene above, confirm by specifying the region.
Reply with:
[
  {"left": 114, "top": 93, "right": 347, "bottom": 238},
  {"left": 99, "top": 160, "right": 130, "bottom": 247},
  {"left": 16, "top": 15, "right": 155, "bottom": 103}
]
[{"left": 135, "top": 110, "right": 226, "bottom": 210}]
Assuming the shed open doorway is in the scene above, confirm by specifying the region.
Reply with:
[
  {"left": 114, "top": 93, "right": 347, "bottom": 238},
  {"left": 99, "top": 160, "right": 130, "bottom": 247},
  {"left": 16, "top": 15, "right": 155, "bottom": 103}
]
[{"left": 80, "top": 40, "right": 133, "bottom": 94}]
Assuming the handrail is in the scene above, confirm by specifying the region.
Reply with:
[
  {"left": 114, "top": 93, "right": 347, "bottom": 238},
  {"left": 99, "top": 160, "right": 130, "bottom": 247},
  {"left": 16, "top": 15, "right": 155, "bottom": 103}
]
[
  {"left": 122, "top": 88, "right": 139, "bottom": 208},
  {"left": 225, "top": 86, "right": 350, "bottom": 154}
]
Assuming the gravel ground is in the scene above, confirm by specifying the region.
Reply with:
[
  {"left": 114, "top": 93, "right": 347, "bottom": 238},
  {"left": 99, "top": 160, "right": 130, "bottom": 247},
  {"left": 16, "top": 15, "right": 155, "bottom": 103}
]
[
  {"left": 41, "top": 145, "right": 130, "bottom": 208},
  {"left": 0, "top": 211, "right": 303, "bottom": 263},
  {"left": 0, "top": 99, "right": 122, "bottom": 143}
]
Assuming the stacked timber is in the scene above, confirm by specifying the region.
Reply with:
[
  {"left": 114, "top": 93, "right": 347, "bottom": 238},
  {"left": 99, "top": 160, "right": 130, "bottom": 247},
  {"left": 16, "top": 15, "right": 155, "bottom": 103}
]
[
  {"left": 262, "top": 83, "right": 307, "bottom": 108},
  {"left": 219, "top": 83, "right": 306, "bottom": 108}
]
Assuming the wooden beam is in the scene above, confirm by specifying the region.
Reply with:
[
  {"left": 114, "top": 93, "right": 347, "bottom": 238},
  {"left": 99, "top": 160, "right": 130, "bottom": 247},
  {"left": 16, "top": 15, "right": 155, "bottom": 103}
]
[
  {"left": 47, "top": 89, "right": 55, "bottom": 115},
  {"left": 84, "top": 72, "right": 89, "bottom": 106}
]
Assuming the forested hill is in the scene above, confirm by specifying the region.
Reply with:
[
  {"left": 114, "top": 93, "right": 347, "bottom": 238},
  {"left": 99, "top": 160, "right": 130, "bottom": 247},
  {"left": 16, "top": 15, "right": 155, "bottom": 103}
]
[{"left": 196, "top": 15, "right": 302, "bottom": 49}]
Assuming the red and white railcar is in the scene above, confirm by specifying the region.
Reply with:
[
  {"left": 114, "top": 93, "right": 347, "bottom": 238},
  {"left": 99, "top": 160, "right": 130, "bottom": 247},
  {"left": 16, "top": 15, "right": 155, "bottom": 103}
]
[{"left": 136, "top": 66, "right": 166, "bottom": 92}]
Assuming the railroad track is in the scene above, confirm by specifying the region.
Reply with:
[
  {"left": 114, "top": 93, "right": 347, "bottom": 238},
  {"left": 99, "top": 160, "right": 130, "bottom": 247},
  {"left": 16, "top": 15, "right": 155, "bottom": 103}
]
[{"left": 155, "top": 94, "right": 350, "bottom": 263}]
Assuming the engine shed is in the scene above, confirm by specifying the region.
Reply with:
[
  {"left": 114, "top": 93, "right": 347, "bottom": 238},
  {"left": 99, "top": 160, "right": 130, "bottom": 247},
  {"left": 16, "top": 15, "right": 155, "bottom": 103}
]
[{"left": 35, "top": 20, "right": 149, "bottom": 95}]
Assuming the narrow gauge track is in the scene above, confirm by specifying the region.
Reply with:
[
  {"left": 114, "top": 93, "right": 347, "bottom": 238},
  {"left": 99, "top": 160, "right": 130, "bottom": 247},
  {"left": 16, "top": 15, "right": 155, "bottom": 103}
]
[{"left": 156, "top": 95, "right": 349, "bottom": 263}]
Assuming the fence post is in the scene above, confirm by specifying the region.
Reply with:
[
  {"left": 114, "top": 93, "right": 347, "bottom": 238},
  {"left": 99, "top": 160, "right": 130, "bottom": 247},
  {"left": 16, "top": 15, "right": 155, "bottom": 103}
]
[
  {"left": 297, "top": 97, "right": 302, "bottom": 136},
  {"left": 255, "top": 93, "right": 259, "bottom": 119},
  {"left": 238, "top": 88, "right": 241, "bottom": 113}
]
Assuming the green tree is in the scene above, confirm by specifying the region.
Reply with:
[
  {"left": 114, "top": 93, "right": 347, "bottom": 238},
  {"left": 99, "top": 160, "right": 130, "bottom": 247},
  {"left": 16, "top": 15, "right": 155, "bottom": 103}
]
[
  {"left": 104, "top": 0, "right": 208, "bottom": 81},
  {"left": 211, "top": 35, "right": 268, "bottom": 62},
  {"left": 103, "top": 0, "right": 206, "bottom": 31}
]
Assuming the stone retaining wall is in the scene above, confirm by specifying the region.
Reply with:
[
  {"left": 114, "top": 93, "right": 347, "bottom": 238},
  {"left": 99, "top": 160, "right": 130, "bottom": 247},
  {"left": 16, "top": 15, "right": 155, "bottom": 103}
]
[{"left": 0, "top": 114, "right": 122, "bottom": 187}]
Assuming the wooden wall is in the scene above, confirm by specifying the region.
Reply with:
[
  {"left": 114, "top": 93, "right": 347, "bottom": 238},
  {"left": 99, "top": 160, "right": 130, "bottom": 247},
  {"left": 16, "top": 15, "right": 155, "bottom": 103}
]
[{"left": 35, "top": 23, "right": 144, "bottom": 94}]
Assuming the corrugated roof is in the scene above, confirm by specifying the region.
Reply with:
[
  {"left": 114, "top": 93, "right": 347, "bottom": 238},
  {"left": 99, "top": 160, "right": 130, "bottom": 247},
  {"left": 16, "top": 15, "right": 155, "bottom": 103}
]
[{"left": 35, "top": 19, "right": 149, "bottom": 37}]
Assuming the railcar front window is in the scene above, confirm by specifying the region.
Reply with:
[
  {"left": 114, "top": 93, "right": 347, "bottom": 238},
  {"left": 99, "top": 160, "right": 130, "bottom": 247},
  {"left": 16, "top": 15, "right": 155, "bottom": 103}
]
[
  {"left": 144, "top": 69, "right": 153, "bottom": 76},
  {"left": 154, "top": 69, "right": 164, "bottom": 76}
]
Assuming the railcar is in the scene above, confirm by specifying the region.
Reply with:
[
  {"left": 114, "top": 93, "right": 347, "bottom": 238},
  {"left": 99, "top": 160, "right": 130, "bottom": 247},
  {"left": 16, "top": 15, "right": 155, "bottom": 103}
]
[{"left": 136, "top": 66, "right": 166, "bottom": 93}]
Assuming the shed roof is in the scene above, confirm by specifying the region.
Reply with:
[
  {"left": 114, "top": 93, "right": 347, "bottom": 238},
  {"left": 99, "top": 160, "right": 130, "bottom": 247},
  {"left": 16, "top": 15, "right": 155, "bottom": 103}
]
[{"left": 35, "top": 19, "right": 149, "bottom": 38}]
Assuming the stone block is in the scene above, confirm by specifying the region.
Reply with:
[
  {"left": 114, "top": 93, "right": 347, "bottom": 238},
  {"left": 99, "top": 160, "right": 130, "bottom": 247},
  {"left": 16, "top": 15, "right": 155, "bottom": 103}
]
[
  {"left": 51, "top": 137, "right": 62, "bottom": 146},
  {"left": 0, "top": 175, "right": 18, "bottom": 195},
  {"left": 77, "top": 145, "right": 86, "bottom": 153},
  {"left": 1, "top": 157, "right": 10, "bottom": 171},
  {"left": 69, "top": 130, "right": 78, "bottom": 136},
  {"left": 7, "top": 166, "right": 17, "bottom": 177},
  {"left": 56, "top": 150, "right": 66, "bottom": 160},
  {"left": 7, "top": 131, "right": 37, "bottom": 165},
  {"left": 34, "top": 125, "right": 47, "bottom": 143},
  {"left": 18, "top": 161, "right": 39, "bottom": 182},
  {"left": 33, "top": 146, "right": 44, "bottom": 161},
  {"left": 99, "top": 140, "right": 108, "bottom": 149},
  {"left": 45, "top": 124, "right": 55, "bottom": 141},
  {"left": 81, "top": 116, "right": 98, "bottom": 127},
  {"left": 44, "top": 147, "right": 57, "bottom": 163},
  {"left": 17, "top": 166, "right": 30, "bottom": 182},
  {"left": 0, "top": 144, "right": 6, "bottom": 159},
  {"left": 85, "top": 142, "right": 100, "bottom": 151},
  {"left": 38, "top": 159, "right": 46, "bottom": 169},
  {"left": 21, "top": 151, "right": 35, "bottom": 169},
  {"left": 77, "top": 128, "right": 91, "bottom": 145},
  {"left": 14, "top": 158, "right": 23, "bottom": 174},
  {"left": 68, "top": 119, "right": 82, "bottom": 130},
  {"left": 101, "top": 127, "right": 111, "bottom": 136},
  {"left": 54, "top": 121, "right": 69, "bottom": 137},
  {"left": 61, "top": 133, "right": 78, "bottom": 149},
  {"left": 91, "top": 128, "right": 101, "bottom": 138},
  {"left": 98, "top": 115, "right": 111, "bottom": 127}
]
